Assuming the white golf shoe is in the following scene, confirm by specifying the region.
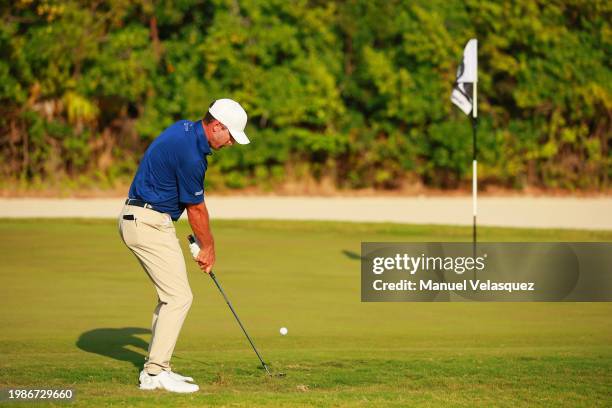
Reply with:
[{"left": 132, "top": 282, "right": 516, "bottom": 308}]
[
  {"left": 139, "top": 370, "right": 199, "bottom": 393},
  {"left": 167, "top": 370, "right": 194, "bottom": 383}
]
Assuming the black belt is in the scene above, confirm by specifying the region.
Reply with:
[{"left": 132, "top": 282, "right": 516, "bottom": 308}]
[{"left": 125, "top": 198, "right": 158, "bottom": 211}]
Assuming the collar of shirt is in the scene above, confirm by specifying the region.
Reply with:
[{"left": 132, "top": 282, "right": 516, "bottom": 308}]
[{"left": 194, "top": 120, "right": 212, "bottom": 157}]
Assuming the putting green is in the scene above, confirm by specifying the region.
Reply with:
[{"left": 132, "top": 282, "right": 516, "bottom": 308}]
[{"left": 0, "top": 219, "right": 610, "bottom": 407}]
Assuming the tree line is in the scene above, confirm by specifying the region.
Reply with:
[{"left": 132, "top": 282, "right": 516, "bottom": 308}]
[{"left": 1, "top": 0, "right": 610, "bottom": 192}]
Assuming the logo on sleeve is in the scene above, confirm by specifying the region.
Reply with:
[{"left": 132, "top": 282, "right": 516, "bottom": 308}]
[{"left": 195, "top": 190, "right": 203, "bottom": 196}]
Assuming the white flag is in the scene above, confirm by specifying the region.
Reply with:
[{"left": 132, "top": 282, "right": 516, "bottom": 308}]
[{"left": 451, "top": 39, "right": 478, "bottom": 116}]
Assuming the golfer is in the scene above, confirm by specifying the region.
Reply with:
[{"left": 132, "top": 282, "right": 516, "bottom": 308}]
[{"left": 118, "top": 99, "right": 250, "bottom": 393}]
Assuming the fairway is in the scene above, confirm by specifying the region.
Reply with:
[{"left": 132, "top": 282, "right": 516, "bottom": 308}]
[{"left": 1, "top": 219, "right": 611, "bottom": 407}]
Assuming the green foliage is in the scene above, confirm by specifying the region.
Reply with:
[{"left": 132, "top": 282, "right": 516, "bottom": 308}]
[{"left": 0, "top": 0, "right": 610, "bottom": 191}]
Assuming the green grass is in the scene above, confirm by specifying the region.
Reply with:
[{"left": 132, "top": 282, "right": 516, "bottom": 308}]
[{"left": 0, "top": 219, "right": 611, "bottom": 407}]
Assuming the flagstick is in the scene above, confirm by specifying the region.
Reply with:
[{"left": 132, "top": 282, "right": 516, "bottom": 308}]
[
  {"left": 472, "top": 81, "right": 478, "bottom": 277},
  {"left": 472, "top": 84, "right": 477, "bottom": 242}
]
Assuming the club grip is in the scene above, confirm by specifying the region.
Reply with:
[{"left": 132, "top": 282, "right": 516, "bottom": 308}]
[{"left": 187, "top": 234, "right": 201, "bottom": 258}]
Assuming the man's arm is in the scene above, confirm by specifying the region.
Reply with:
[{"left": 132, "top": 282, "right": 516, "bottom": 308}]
[{"left": 186, "top": 201, "right": 215, "bottom": 273}]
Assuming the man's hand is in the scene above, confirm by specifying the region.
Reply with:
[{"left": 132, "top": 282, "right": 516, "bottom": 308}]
[
  {"left": 196, "top": 246, "right": 215, "bottom": 274},
  {"left": 186, "top": 201, "right": 216, "bottom": 274}
]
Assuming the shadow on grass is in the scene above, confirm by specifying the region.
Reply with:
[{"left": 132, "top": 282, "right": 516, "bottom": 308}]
[
  {"left": 76, "top": 327, "right": 149, "bottom": 369},
  {"left": 342, "top": 249, "right": 363, "bottom": 260}
]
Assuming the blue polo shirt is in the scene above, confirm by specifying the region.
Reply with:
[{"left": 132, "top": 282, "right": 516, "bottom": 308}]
[{"left": 128, "top": 120, "right": 212, "bottom": 221}]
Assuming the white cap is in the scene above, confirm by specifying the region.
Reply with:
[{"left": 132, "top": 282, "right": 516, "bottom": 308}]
[{"left": 208, "top": 99, "right": 250, "bottom": 144}]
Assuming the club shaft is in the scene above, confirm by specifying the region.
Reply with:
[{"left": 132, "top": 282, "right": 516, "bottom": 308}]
[{"left": 209, "top": 272, "right": 271, "bottom": 375}]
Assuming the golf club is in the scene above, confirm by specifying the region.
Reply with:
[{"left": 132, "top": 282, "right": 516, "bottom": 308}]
[{"left": 187, "top": 234, "right": 285, "bottom": 377}]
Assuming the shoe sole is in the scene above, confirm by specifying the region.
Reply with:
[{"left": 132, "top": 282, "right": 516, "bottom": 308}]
[
  {"left": 139, "top": 383, "right": 158, "bottom": 391},
  {"left": 139, "top": 383, "right": 199, "bottom": 393}
]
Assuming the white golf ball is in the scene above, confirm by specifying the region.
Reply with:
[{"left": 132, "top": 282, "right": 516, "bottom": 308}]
[{"left": 279, "top": 327, "right": 288, "bottom": 336}]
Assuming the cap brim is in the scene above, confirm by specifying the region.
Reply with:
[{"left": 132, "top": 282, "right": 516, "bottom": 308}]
[{"left": 229, "top": 129, "right": 250, "bottom": 145}]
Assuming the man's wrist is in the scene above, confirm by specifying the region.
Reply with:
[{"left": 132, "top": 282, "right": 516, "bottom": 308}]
[{"left": 198, "top": 242, "right": 214, "bottom": 253}]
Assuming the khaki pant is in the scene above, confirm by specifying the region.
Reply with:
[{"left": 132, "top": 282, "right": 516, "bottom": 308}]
[{"left": 118, "top": 204, "right": 193, "bottom": 375}]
